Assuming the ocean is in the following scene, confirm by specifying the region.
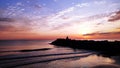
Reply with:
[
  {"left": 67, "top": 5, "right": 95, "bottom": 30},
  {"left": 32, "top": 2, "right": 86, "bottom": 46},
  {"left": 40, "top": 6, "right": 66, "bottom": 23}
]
[{"left": 0, "top": 40, "right": 120, "bottom": 68}]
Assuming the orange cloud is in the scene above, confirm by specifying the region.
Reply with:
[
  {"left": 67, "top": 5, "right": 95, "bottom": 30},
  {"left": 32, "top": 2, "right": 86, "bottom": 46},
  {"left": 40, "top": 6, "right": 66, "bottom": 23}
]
[{"left": 83, "top": 32, "right": 120, "bottom": 40}]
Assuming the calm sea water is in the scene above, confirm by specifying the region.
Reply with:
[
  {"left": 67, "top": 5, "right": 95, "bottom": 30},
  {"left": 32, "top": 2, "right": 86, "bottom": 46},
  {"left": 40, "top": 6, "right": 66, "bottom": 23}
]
[{"left": 0, "top": 40, "right": 120, "bottom": 68}]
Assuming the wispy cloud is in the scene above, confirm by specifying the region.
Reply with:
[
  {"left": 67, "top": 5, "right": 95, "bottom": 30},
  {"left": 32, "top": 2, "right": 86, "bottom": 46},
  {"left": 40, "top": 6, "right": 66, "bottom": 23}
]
[
  {"left": 108, "top": 10, "right": 120, "bottom": 22},
  {"left": 0, "top": 24, "right": 29, "bottom": 32},
  {"left": 34, "top": 4, "right": 42, "bottom": 9},
  {"left": 0, "top": 25, "right": 14, "bottom": 31},
  {"left": 75, "top": 3, "right": 89, "bottom": 8},
  {"left": 0, "top": 17, "right": 32, "bottom": 33},
  {"left": 0, "top": 18, "right": 14, "bottom": 22},
  {"left": 83, "top": 32, "right": 120, "bottom": 36}
]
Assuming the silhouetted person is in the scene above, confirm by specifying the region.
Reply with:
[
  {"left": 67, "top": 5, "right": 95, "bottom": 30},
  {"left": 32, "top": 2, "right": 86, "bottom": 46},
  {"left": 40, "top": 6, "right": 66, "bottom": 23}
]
[{"left": 66, "top": 36, "right": 69, "bottom": 40}]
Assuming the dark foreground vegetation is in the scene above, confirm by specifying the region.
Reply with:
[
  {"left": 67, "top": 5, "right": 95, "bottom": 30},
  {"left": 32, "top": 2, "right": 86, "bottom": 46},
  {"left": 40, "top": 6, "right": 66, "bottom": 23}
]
[{"left": 51, "top": 37, "right": 120, "bottom": 57}]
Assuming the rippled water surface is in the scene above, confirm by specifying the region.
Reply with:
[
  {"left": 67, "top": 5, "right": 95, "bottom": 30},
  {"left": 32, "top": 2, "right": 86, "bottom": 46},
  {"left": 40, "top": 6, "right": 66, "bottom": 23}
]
[{"left": 0, "top": 40, "right": 120, "bottom": 68}]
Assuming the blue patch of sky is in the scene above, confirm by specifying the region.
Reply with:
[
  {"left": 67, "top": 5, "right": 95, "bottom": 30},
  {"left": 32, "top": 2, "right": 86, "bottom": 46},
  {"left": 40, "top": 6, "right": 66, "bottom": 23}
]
[{"left": 0, "top": 0, "right": 120, "bottom": 18}]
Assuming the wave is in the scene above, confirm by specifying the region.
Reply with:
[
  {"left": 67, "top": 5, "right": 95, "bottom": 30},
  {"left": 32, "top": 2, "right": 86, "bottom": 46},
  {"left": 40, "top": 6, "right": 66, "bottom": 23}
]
[
  {"left": 0, "top": 48, "right": 51, "bottom": 53},
  {"left": 0, "top": 51, "right": 94, "bottom": 60},
  {"left": 1, "top": 53, "right": 94, "bottom": 68}
]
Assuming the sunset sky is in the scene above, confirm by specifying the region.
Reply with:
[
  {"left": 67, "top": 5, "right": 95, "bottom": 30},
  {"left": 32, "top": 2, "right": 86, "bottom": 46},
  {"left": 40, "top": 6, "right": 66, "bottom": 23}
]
[{"left": 0, "top": 0, "right": 120, "bottom": 40}]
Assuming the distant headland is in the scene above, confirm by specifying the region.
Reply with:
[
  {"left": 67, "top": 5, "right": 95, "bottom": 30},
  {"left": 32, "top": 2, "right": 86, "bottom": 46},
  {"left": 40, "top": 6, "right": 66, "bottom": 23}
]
[{"left": 51, "top": 37, "right": 120, "bottom": 56}]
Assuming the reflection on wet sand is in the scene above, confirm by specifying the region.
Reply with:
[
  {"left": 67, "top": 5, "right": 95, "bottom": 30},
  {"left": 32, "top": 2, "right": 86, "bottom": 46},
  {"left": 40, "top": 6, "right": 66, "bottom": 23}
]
[
  {"left": 91, "top": 64, "right": 120, "bottom": 68},
  {"left": 39, "top": 55, "right": 115, "bottom": 68}
]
